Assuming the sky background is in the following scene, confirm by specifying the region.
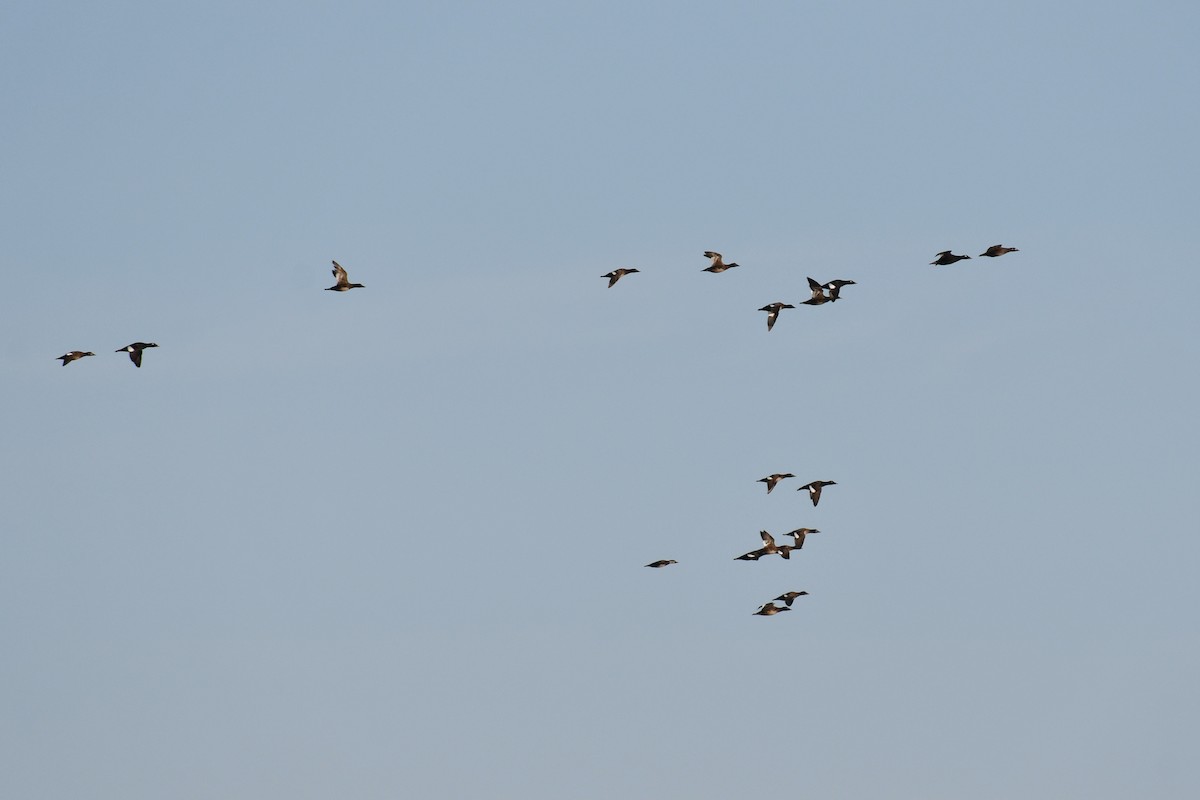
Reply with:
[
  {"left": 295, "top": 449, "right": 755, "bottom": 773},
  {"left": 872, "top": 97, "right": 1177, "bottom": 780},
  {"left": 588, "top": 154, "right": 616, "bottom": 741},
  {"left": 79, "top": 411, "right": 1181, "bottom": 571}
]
[{"left": 3, "top": 1, "right": 1199, "bottom": 797}]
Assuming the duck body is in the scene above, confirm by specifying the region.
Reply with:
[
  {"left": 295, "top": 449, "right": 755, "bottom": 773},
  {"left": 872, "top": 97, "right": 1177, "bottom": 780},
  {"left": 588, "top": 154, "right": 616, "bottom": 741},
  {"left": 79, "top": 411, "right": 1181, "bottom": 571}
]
[
  {"left": 645, "top": 559, "right": 677, "bottom": 568},
  {"left": 702, "top": 251, "right": 740, "bottom": 273},
  {"left": 753, "top": 603, "right": 791, "bottom": 616},
  {"left": 931, "top": 251, "right": 971, "bottom": 266},
  {"left": 57, "top": 351, "right": 95, "bottom": 366},
  {"left": 326, "top": 260, "right": 364, "bottom": 291},
  {"left": 602, "top": 268, "right": 640, "bottom": 288},
  {"left": 773, "top": 590, "right": 810, "bottom": 607},
  {"left": 736, "top": 531, "right": 795, "bottom": 561},
  {"left": 116, "top": 342, "right": 158, "bottom": 368},
  {"left": 759, "top": 302, "right": 795, "bottom": 331},
  {"left": 758, "top": 530, "right": 780, "bottom": 555},
  {"left": 784, "top": 528, "right": 820, "bottom": 549},
  {"left": 758, "top": 473, "right": 795, "bottom": 494},
  {"left": 979, "top": 245, "right": 1019, "bottom": 257},
  {"left": 798, "top": 480, "right": 836, "bottom": 506},
  {"left": 822, "top": 279, "right": 857, "bottom": 301},
  {"left": 802, "top": 277, "right": 831, "bottom": 306}
]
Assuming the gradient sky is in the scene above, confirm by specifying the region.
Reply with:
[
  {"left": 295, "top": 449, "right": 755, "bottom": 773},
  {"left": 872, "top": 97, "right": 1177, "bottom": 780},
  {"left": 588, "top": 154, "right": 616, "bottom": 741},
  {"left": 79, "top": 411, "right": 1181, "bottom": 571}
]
[{"left": 4, "top": 1, "right": 1199, "bottom": 798}]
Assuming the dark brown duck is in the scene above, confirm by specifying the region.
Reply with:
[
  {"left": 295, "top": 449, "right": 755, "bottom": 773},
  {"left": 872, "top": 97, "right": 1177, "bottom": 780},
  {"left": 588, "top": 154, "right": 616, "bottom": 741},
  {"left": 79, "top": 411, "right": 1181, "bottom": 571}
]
[
  {"left": 57, "top": 351, "right": 95, "bottom": 366},
  {"left": 116, "top": 342, "right": 158, "bottom": 368}
]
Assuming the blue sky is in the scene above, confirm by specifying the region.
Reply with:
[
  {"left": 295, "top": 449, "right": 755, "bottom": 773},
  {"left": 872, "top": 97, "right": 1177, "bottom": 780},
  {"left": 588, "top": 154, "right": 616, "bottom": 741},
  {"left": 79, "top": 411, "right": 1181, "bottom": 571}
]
[{"left": 4, "top": 1, "right": 1199, "bottom": 797}]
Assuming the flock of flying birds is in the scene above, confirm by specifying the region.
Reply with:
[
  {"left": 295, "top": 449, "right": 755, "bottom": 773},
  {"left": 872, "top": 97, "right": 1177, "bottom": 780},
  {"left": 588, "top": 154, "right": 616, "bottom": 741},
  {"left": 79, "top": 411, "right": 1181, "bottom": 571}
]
[
  {"left": 53, "top": 247, "right": 1015, "bottom": 615},
  {"left": 53, "top": 261, "right": 366, "bottom": 369},
  {"left": 628, "top": 245, "right": 1020, "bottom": 618}
]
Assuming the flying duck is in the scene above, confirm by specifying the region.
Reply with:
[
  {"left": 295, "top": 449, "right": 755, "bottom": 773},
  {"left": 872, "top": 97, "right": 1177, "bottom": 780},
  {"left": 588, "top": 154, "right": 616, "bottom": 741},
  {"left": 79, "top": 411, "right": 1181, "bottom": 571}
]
[
  {"left": 802, "top": 277, "right": 831, "bottom": 306},
  {"left": 602, "top": 268, "right": 640, "bottom": 288},
  {"left": 326, "top": 260, "right": 365, "bottom": 291},
  {"left": 931, "top": 251, "right": 971, "bottom": 266},
  {"left": 979, "top": 244, "right": 1019, "bottom": 257},
  {"left": 735, "top": 531, "right": 782, "bottom": 562},
  {"left": 702, "top": 251, "right": 740, "bottom": 273},
  {"left": 783, "top": 528, "right": 820, "bottom": 549},
  {"left": 56, "top": 351, "right": 95, "bottom": 366},
  {"left": 773, "top": 590, "right": 810, "bottom": 607},
  {"left": 116, "top": 342, "right": 158, "bottom": 368},
  {"left": 759, "top": 302, "right": 795, "bottom": 331},
  {"left": 822, "top": 279, "right": 857, "bottom": 301},
  {"left": 758, "top": 473, "right": 795, "bottom": 494},
  {"left": 645, "top": 559, "right": 678, "bottom": 568},
  {"left": 745, "top": 531, "right": 794, "bottom": 559},
  {"left": 798, "top": 480, "right": 836, "bottom": 506},
  {"left": 753, "top": 602, "right": 791, "bottom": 616}
]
